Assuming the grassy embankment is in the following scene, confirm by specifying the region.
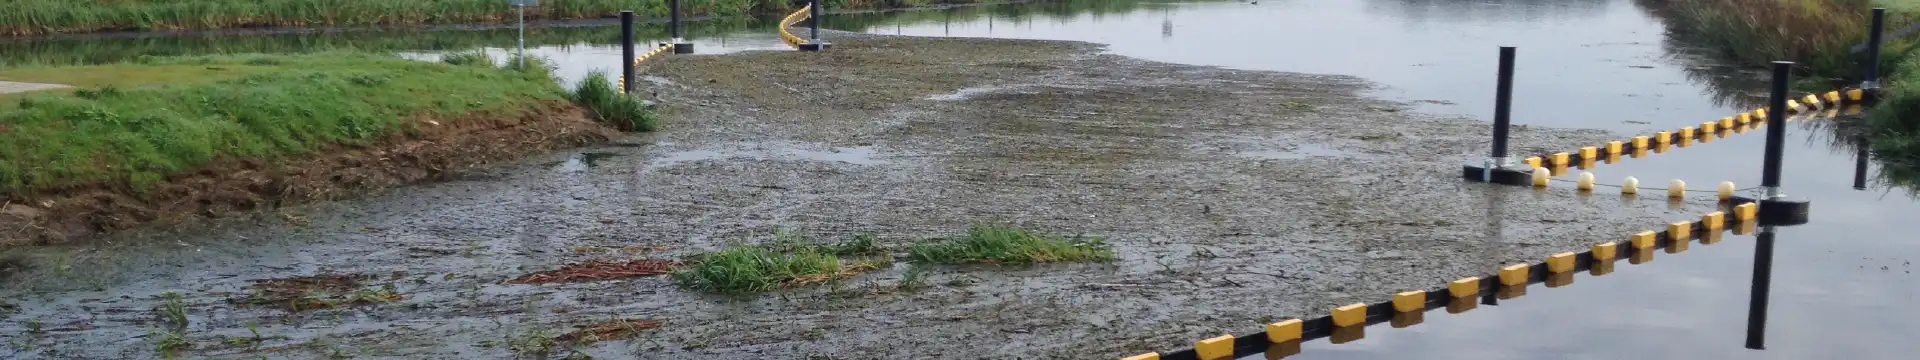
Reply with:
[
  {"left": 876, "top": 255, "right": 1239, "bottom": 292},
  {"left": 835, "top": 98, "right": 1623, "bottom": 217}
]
[
  {"left": 0, "top": 0, "right": 990, "bottom": 36},
  {"left": 0, "top": 51, "right": 649, "bottom": 202},
  {"left": 0, "top": 0, "right": 1157, "bottom": 68},
  {"left": 1653, "top": 0, "right": 1920, "bottom": 187}
]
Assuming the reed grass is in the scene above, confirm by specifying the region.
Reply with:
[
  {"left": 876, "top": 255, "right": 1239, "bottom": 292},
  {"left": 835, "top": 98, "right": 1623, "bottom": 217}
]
[{"left": 1648, "top": 0, "right": 1902, "bottom": 81}]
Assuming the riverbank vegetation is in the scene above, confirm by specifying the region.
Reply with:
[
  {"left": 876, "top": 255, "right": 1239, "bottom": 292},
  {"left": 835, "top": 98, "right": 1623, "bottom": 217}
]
[
  {"left": 0, "top": 52, "right": 644, "bottom": 196},
  {"left": 1648, "top": 0, "right": 1920, "bottom": 188},
  {"left": 1648, "top": 0, "right": 1912, "bottom": 82},
  {"left": 0, "top": 52, "right": 652, "bottom": 248},
  {"left": 0, "top": 0, "right": 996, "bottom": 36}
]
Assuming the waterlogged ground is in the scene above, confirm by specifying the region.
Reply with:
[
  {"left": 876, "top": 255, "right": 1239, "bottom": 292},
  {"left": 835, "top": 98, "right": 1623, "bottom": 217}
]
[{"left": 0, "top": 33, "right": 1721, "bottom": 359}]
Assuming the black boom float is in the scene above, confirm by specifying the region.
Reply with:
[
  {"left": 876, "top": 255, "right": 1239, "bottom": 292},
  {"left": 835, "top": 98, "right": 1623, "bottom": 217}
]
[{"left": 1462, "top": 46, "right": 1530, "bottom": 185}]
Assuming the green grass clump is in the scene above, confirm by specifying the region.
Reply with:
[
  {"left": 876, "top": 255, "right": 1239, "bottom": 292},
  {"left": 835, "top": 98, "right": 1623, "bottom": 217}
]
[
  {"left": 1869, "top": 55, "right": 1920, "bottom": 171},
  {"left": 671, "top": 245, "right": 879, "bottom": 293},
  {"left": 908, "top": 224, "right": 1113, "bottom": 264},
  {"left": 440, "top": 51, "right": 493, "bottom": 67},
  {"left": 572, "top": 71, "right": 658, "bottom": 132},
  {"left": 0, "top": 52, "right": 570, "bottom": 196}
]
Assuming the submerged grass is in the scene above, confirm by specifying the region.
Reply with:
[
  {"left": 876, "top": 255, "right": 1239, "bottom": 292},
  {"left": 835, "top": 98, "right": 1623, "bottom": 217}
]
[
  {"left": 909, "top": 224, "right": 1112, "bottom": 264},
  {"left": 671, "top": 245, "right": 884, "bottom": 293},
  {"left": 0, "top": 51, "right": 649, "bottom": 197}
]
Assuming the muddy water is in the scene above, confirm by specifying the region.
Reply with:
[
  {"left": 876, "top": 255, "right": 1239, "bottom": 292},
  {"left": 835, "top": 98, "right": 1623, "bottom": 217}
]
[
  {"left": 826, "top": 0, "right": 1920, "bottom": 359},
  {"left": 0, "top": 1, "right": 1913, "bottom": 360}
]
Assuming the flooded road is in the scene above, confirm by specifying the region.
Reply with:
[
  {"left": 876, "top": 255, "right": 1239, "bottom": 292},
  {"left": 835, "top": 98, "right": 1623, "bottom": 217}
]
[{"left": 2, "top": 0, "right": 1916, "bottom": 359}]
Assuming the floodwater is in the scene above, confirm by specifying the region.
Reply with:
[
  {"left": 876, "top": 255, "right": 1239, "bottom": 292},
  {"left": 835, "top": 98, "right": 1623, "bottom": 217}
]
[
  {"left": 828, "top": 0, "right": 1920, "bottom": 359},
  {"left": 1, "top": 0, "right": 1916, "bottom": 359}
]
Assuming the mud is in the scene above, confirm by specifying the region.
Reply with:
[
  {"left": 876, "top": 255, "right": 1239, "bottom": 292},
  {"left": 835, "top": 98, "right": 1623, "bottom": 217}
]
[
  {"left": 0, "top": 102, "right": 618, "bottom": 248},
  {"left": 0, "top": 32, "right": 1717, "bottom": 360}
]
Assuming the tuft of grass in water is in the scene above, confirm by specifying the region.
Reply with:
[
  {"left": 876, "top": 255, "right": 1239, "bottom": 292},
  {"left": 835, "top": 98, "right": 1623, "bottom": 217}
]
[
  {"left": 908, "top": 224, "right": 1114, "bottom": 265},
  {"left": 572, "top": 71, "right": 658, "bottom": 132},
  {"left": 153, "top": 328, "right": 191, "bottom": 356},
  {"left": 763, "top": 231, "right": 888, "bottom": 256},
  {"left": 0, "top": 52, "right": 570, "bottom": 197},
  {"left": 898, "top": 263, "right": 929, "bottom": 291},
  {"left": 503, "top": 326, "right": 559, "bottom": 356},
  {"left": 440, "top": 50, "right": 493, "bottom": 67},
  {"left": 671, "top": 245, "right": 877, "bottom": 293},
  {"left": 158, "top": 292, "right": 188, "bottom": 330}
]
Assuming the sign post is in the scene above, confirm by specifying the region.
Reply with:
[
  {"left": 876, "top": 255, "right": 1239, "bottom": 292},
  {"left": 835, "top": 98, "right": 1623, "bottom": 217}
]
[{"left": 510, "top": 0, "right": 536, "bottom": 68}]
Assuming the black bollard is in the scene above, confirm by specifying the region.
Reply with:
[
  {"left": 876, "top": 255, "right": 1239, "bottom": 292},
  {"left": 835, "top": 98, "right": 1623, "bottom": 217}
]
[
  {"left": 1491, "top": 47, "right": 1516, "bottom": 164},
  {"left": 1855, "top": 137, "right": 1871, "bottom": 190},
  {"left": 621, "top": 11, "right": 635, "bottom": 93},
  {"left": 810, "top": 0, "right": 821, "bottom": 40},
  {"left": 1461, "top": 47, "right": 1528, "bottom": 185},
  {"left": 1730, "top": 61, "right": 1812, "bottom": 225},
  {"left": 1866, "top": 8, "right": 1887, "bottom": 89},
  {"left": 1744, "top": 228, "right": 1778, "bottom": 350},
  {"left": 799, "top": 0, "right": 831, "bottom": 51},
  {"left": 668, "top": 0, "right": 693, "bottom": 54},
  {"left": 1761, "top": 61, "right": 1790, "bottom": 192}
]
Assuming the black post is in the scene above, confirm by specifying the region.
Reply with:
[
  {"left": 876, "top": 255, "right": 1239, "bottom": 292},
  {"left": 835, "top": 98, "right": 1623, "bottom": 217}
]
[
  {"left": 1866, "top": 8, "right": 1887, "bottom": 89},
  {"left": 1492, "top": 46, "right": 1516, "bottom": 161},
  {"left": 1855, "top": 137, "right": 1871, "bottom": 190},
  {"left": 670, "top": 0, "right": 682, "bottom": 40},
  {"left": 1744, "top": 230, "right": 1778, "bottom": 350},
  {"left": 1763, "top": 61, "right": 1791, "bottom": 192},
  {"left": 1459, "top": 47, "right": 1527, "bottom": 184},
  {"left": 663, "top": 0, "right": 693, "bottom": 54},
  {"left": 620, "top": 11, "right": 635, "bottom": 93},
  {"left": 810, "top": 0, "right": 822, "bottom": 41},
  {"left": 798, "top": 0, "right": 830, "bottom": 51},
  {"left": 1730, "top": 61, "right": 1813, "bottom": 226}
]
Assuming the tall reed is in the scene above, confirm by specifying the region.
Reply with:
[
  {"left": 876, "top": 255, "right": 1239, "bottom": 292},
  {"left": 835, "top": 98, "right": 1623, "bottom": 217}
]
[{"left": 1647, "top": 0, "right": 1907, "bottom": 80}]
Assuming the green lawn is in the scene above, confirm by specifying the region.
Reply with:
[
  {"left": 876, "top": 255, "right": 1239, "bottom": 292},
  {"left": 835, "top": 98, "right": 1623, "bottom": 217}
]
[{"left": 0, "top": 52, "right": 572, "bottom": 196}]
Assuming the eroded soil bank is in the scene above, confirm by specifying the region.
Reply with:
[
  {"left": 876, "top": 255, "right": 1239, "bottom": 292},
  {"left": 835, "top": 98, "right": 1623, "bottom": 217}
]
[
  {"left": 0, "top": 102, "right": 616, "bottom": 248},
  {"left": 0, "top": 33, "right": 1716, "bottom": 360}
]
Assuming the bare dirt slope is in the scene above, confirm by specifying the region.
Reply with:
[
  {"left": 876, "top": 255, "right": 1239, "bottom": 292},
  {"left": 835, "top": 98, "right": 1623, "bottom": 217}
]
[{"left": 0, "top": 33, "right": 1716, "bottom": 360}]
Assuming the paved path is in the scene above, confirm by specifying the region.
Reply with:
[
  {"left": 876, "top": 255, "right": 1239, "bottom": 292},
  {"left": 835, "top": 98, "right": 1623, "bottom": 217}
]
[{"left": 0, "top": 81, "right": 69, "bottom": 94}]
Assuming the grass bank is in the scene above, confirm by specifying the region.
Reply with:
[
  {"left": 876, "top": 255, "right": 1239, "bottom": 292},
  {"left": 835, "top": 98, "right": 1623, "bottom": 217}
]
[
  {"left": 0, "top": 0, "right": 994, "bottom": 36},
  {"left": 1644, "top": 0, "right": 1914, "bottom": 83},
  {"left": 0, "top": 51, "right": 651, "bottom": 244},
  {"left": 1647, "top": 0, "right": 1920, "bottom": 189}
]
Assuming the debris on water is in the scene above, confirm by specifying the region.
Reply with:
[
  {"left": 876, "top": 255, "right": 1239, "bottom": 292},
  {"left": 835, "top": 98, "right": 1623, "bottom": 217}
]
[
  {"left": 505, "top": 259, "right": 680, "bottom": 284},
  {"left": 555, "top": 318, "right": 665, "bottom": 344},
  {"left": 231, "top": 273, "right": 403, "bottom": 312}
]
